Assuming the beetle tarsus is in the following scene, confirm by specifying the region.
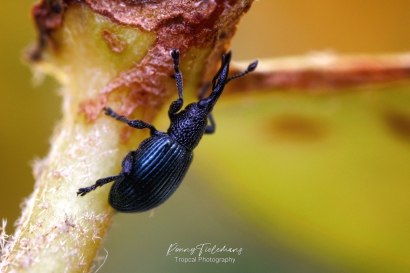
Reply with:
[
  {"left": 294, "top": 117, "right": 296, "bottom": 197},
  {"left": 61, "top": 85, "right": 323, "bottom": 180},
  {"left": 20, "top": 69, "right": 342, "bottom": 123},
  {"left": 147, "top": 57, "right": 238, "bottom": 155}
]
[
  {"left": 77, "top": 186, "right": 95, "bottom": 196},
  {"left": 77, "top": 175, "right": 121, "bottom": 196},
  {"left": 170, "top": 49, "right": 180, "bottom": 62},
  {"left": 168, "top": 49, "right": 184, "bottom": 117},
  {"left": 103, "top": 107, "right": 158, "bottom": 134},
  {"left": 103, "top": 107, "right": 114, "bottom": 116}
]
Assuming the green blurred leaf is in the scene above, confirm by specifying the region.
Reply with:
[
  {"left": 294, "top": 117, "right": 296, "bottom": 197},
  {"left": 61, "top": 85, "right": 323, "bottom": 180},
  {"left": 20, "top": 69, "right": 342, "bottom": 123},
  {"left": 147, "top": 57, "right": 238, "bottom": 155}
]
[{"left": 194, "top": 84, "right": 410, "bottom": 272}]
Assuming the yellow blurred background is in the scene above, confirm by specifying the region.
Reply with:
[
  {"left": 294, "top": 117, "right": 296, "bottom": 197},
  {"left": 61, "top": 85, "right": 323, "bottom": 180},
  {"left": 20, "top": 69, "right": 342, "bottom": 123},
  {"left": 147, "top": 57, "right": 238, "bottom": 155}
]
[{"left": 1, "top": 1, "right": 410, "bottom": 272}]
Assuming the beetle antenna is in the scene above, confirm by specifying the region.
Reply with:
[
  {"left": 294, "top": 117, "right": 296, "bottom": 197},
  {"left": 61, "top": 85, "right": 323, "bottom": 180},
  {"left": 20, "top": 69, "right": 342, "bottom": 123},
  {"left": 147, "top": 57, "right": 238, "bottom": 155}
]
[{"left": 226, "top": 60, "right": 258, "bottom": 83}]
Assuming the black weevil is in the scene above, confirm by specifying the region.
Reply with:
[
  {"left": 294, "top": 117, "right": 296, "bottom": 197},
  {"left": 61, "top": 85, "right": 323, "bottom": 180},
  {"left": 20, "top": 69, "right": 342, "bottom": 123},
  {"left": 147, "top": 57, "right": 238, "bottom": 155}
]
[{"left": 77, "top": 49, "right": 258, "bottom": 212}]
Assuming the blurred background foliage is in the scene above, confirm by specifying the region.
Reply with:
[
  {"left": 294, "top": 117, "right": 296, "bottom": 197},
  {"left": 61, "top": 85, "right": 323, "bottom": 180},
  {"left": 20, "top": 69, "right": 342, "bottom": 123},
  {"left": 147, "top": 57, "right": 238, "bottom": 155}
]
[{"left": 1, "top": 1, "right": 410, "bottom": 272}]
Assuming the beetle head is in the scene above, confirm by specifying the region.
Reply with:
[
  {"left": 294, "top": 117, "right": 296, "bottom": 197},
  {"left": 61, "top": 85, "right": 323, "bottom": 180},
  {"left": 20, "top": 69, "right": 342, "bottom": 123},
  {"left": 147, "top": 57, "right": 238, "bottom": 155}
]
[
  {"left": 167, "top": 51, "right": 257, "bottom": 151},
  {"left": 167, "top": 102, "right": 209, "bottom": 150}
]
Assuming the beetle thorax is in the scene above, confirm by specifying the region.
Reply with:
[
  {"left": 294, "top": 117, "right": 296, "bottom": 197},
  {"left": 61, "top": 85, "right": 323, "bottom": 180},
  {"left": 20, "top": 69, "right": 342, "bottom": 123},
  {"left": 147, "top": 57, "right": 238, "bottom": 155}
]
[{"left": 167, "top": 103, "right": 209, "bottom": 151}]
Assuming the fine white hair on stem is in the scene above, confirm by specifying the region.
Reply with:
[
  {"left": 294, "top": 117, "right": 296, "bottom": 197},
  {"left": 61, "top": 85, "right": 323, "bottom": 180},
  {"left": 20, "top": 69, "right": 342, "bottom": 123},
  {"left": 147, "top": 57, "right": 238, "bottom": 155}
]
[
  {"left": 0, "top": 219, "right": 9, "bottom": 256},
  {"left": 93, "top": 248, "right": 109, "bottom": 273}
]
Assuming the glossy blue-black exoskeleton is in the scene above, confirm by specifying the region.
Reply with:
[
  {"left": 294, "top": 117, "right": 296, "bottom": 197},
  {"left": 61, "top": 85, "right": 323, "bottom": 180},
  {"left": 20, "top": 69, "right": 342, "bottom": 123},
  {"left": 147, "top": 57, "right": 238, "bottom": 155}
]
[{"left": 77, "top": 49, "right": 258, "bottom": 212}]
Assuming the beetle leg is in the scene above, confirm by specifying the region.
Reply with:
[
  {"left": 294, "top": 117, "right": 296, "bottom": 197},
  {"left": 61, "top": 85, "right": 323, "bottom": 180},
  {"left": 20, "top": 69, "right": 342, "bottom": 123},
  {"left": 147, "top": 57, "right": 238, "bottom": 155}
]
[
  {"left": 77, "top": 151, "right": 135, "bottom": 197},
  {"left": 169, "top": 49, "right": 184, "bottom": 116},
  {"left": 104, "top": 107, "right": 157, "bottom": 135},
  {"left": 77, "top": 175, "right": 120, "bottom": 196},
  {"left": 204, "top": 113, "right": 215, "bottom": 134},
  {"left": 120, "top": 151, "right": 135, "bottom": 175}
]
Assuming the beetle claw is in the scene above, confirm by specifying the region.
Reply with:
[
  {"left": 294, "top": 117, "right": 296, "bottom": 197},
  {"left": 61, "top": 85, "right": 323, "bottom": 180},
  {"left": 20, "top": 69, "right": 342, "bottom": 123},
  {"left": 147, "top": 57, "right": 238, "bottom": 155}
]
[
  {"left": 103, "top": 107, "right": 113, "bottom": 116},
  {"left": 170, "top": 49, "right": 180, "bottom": 60},
  {"left": 77, "top": 187, "right": 91, "bottom": 196}
]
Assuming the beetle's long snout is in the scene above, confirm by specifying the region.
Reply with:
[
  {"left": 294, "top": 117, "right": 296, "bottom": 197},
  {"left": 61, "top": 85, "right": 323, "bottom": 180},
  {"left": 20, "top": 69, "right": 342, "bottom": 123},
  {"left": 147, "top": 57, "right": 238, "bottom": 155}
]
[{"left": 198, "top": 52, "right": 232, "bottom": 112}]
